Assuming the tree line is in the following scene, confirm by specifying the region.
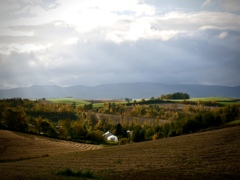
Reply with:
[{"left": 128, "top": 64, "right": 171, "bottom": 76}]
[
  {"left": 160, "top": 92, "right": 190, "bottom": 99},
  {"left": 0, "top": 98, "right": 239, "bottom": 144}
]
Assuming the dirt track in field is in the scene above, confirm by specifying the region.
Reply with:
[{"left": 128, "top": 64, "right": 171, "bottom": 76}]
[{"left": 1, "top": 127, "right": 240, "bottom": 179}]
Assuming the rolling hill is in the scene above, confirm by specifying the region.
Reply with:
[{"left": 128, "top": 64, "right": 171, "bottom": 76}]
[
  {"left": 0, "top": 83, "right": 240, "bottom": 99},
  {"left": 0, "top": 126, "right": 240, "bottom": 179},
  {"left": 0, "top": 130, "right": 102, "bottom": 163}
]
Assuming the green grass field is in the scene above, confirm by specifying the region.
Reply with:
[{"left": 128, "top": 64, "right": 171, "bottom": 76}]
[
  {"left": 187, "top": 97, "right": 234, "bottom": 101},
  {"left": 46, "top": 97, "right": 240, "bottom": 107},
  {"left": 189, "top": 97, "right": 239, "bottom": 105},
  {"left": 170, "top": 97, "right": 240, "bottom": 105},
  {"left": 47, "top": 98, "right": 126, "bottom": 107},
  {"left": 47, "top": 98, "right": 90, "bottom": 105},
  {"left": 188, "top": 97, "right": 224, "bottom": 101}
]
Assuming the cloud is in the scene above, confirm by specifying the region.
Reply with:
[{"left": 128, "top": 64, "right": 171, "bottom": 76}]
[
  {"left": 0, "top": 20, "right": 78, "bottom": 54},
  {"left": 0, "top": 0, "right": 59, "bottom": 21},
  {"left": 201, "top": 0, "right": 240, "bottom": 12},
  {"left": 2, "top": 10, "right": 239, "bottom": 50},
  {"left": 220, "top": 0, "right": 240, "bottom": 12},
  {"left": 1, "top": 31, "right": 239, "bottom": 89},
  {"left": 216, "top": 31, "right": 228, "bottom": 39},
  {"left": 0, "top": 0, "right": 240, "bottom": 89},
  {"left": 201, "top": 0, "right": 213, "bottom": 7},
  {"left": 63, "top": 37, "right": 79, "bottom": 45},
  {"left": 105, "top": 11, "right": 240, "bottom": 43}
]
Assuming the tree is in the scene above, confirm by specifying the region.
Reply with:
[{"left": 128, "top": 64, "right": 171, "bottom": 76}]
[
  {"left": 132, "top": 125, "right": 145, "bottom": 142},
  {"left": 71, "top": 102, "right": 76, "bottom": 109},
  {"left": 4, "top": 107, "right": 28, "bottom": 132},
  {"left": 94, "top": 117, "right": 112, "bottom": 132},
  {"left": 72, "top": 120, "right": 87, "bottom": 140},
  {"left": 145, "top": 127, "right": 154, "bottom": 140},
  {"left": 161, "top": 92, "right": 190, "bottom": 99},
  {"left": 150, "top": 97, "right": 155, "bottom": 100},
  {"left": 114, "top": 123, "right": 125, "bottom": 138},
  {"left": 0, "top": 110, "right": 6, "bottom": 129},
  {"left": 83, "top": 103, "right": 93, "bottom": 111},
  {"left": 111, "top": 103, "right": 116, "bottom": 113},
  {"left": 125, "top": 98, "right": 132, "bottom": 104},
  {"left": 57, "top": 119, "right": 72, "bottom": 138},
  {"left": 163, "top": 123, "right": 171, "bottom": 137},
  {"left": 86, "top": 112, "right": 98, "bottom": 128},
  {"left": 40, "top": 119, "right": 58, "bottom": 137}
]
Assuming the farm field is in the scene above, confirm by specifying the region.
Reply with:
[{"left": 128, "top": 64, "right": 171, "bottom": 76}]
[
  {"left": 0, "top": 130, "right": 102, "bottom": 163},
  {"left": 47, "top": 98, "right": 90, "bottom": 105},
  {"left": 1, "top": 126, "right": 240, "bottom": 179},
  {"left": 169, "top": 97, "right": 238, "bottom": 101},
  {"left": 164, "top": 97, "right": 240, "bottom": 108},
  {"left": 46, "top": 97, "right": 240, "bottom": 107},
  {"left": 47, "top": 98, "right": 126, "bottom": 107},
  {"left": 184, "top": 97, "right": 240, "bottom": 105}
]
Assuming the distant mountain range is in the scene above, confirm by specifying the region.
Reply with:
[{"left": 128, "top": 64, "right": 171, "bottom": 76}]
[{"left": 0, "top": 83, "right": 240, "bottom": 99}]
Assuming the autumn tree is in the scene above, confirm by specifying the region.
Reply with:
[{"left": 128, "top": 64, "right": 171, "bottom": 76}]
[
  {"left": 3, "top": 107, "right": 28, "bottom": 132},
  {"left": 131, "top": 125, "right": 145, "bottom": 142},
  {"left": 161, "top": 92, "right": 190, "bottom": 99},
  {"left": 39, "top": 118, "right": 58, "bottom": 137},
  {"left": 114, "top": 123, "right": 127, "bottom": 138},
  {"left": 57, "top": 119, "right": 73, "bottom": 138},
  {"left": 72, "top": 120, "right": 87, "bottom": 140}
]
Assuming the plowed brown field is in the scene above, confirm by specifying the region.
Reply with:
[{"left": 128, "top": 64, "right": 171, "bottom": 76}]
[{"left": 1, "top": 127, "right": 240, "bottom": 179}]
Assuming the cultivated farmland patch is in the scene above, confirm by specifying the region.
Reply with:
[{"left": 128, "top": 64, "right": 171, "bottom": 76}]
[
  {"left": 1, "top": 127, "right": 240, "bottom": 179},
  {"left": 0, "top": 130, "right": 102, "bottom": 162}
]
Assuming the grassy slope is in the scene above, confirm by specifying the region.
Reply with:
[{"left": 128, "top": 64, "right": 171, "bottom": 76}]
[
  {"left": 47, "top": 98, "right": 126, "bottom": 107},
  {"left": 188, "top": 97, "right": 234, "bottom": 101},
  {"left": 1, "top": 126, "right": 240, "bottom": 179},
  {"left": 169, "top": 97, "right": 240, "bottom": 105},
  {"left": 47, "top": 98, "right": 90, "bottom": 105},
  {"left": 46, "top": 97, "right": 240, "bottom": 107}
]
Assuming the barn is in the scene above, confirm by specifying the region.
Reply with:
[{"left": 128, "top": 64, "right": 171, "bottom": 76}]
[{"left": 102, "top": 131, "right": 118, "bottom": 143}]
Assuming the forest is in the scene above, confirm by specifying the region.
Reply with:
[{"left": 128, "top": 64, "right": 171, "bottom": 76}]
[{"left": 0, "top": 96, "right": 239, "bottom": 144}]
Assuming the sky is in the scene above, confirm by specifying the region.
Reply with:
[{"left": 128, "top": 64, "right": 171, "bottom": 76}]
[{"left": 0, "top": 0, "right": 240, "bottom": 89}]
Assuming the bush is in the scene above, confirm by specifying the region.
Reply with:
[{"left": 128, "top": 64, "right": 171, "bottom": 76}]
[
  {"left": 87, "top": 130, "right": 106, "bottom": 144},
  {"left": 56, "top": 168, "right": 95, "bottom": 178},
  {"left": 152, "top": 134, "right": 159, "bottom": 140}
]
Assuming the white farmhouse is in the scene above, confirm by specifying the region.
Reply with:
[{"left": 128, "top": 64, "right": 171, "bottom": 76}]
[{"left": 102, "top": 131, "right": 118, "bottom": 143}]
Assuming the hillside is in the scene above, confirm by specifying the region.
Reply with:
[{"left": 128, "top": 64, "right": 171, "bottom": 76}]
[
  {"left": 0, "top": 130, "right": 102, "bottom": 163},
  {"left": 0, "top": 83, "right": 240, "bottom": 99},
  {"left": 1, "top": 126, "right": 240, "bottom": 179}
]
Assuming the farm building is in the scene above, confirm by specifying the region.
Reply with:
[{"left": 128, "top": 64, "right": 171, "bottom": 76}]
[{"left": 102, "top": 131, "right": 118, "bottom": 143}]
